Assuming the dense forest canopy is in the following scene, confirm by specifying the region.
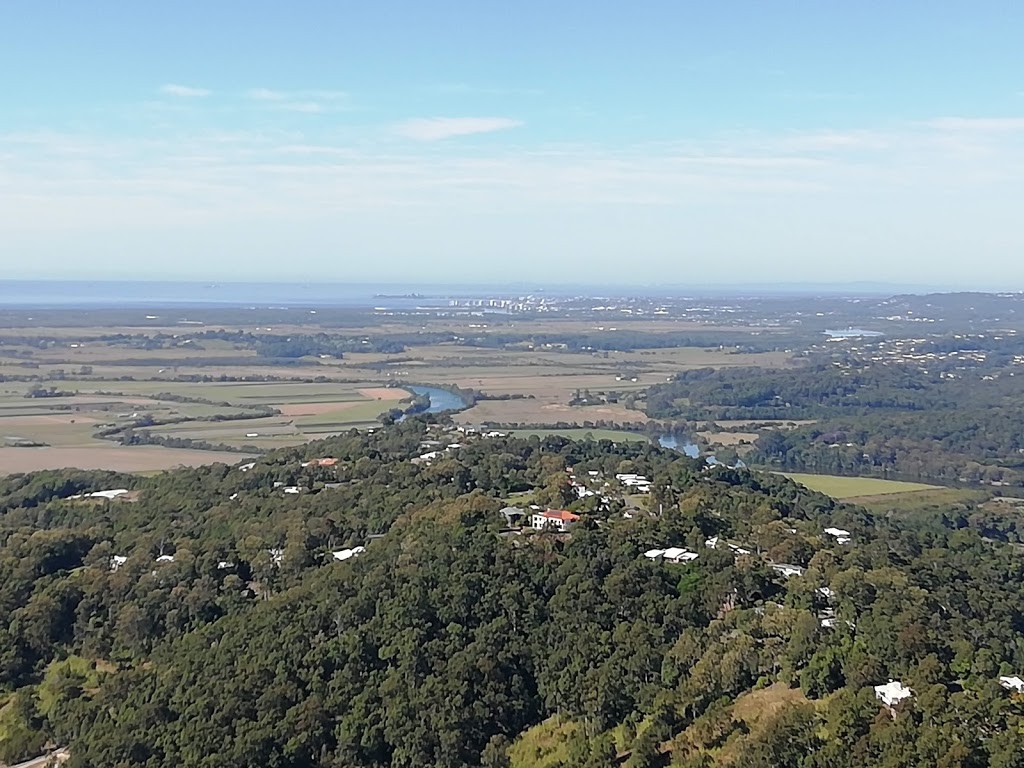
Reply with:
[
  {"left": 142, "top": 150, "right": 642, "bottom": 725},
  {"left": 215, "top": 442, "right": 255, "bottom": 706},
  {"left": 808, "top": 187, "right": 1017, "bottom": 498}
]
[
  {"left": 644, "top": 358, "right": 1024, "bottom": 488},
  {"left": 0, "top": 417, "right": 1023, "bottom": 767}
]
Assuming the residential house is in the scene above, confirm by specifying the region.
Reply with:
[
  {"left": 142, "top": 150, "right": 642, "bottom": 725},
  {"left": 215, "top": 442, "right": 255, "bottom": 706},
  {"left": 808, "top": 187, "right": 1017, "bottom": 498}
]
[
  {"left": 999, "top": 675, "right": 1024, "bottom": 693},
  {"left": 874, "top": 680, "right": 913, "bottom": 709},
  {"left": 69, "top": 488, "right": 129, "bottom": 501},
  {"left": 663, "top": 546, "right": 699, "bottom": 563},
  {"left": 109, "top": 555, "right": 128, "bottom": 571},
  {"left": 824, "top": 527, "right": 852, "bottom": 545},
  {"left": 332, "top": 546, "right": 366, "bottom": 562},
  {"left": 302, "top": 458, "right": 339, "bottom": 468},
  {"left": 500, "top": 506, "right": 526, "bottom": 527},
  {"left": 531, "top": 509, "right": 579, "bottom": 532},
  {"left": 770, "top": 563, "right": 806, "bottom": 578}
]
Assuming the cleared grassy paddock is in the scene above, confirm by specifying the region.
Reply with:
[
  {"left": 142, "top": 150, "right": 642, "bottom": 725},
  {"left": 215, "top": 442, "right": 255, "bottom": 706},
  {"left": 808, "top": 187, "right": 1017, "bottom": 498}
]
[
  {"left": 0, "top": 446, "right": 252, "bottom": 474},
  {"left": 779, "top": 473, "right": 940, "bottom": 499}
]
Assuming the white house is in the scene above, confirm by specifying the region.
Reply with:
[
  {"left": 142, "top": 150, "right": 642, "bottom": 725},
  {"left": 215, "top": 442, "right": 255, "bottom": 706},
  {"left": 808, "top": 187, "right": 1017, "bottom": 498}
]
[
  {"left": 643, "top": 548, "right": 666, "bottom": 559},
  {"left": 531, "top": 510, "right": 580, "bottom": 532},
  {"left": 412, "top": 451, "right": 441, "bottom": 465},
  {"left": 999, "top": 675, "right": 1024, "bottom": 693},
  {"left": 616, "top": 473, "right": 650, "bottom": 489},
  {"left": 69, "top": 489, "right": 129, "bottom": 501},
  {"left": 874, "top": 680, "right": 913, "bottom": 708},
  {"left": 156, "top": 554, "right": 175, "bottom": 563},
  {"left": 816, "top": 587, "right": 836, "bottom": 599},
  {"left": 332, "top": 546, "right": 366, "bottom": 562},
  {"left": 824, "top": 527, "right": 852, "bottom": 544},
  {"left": 771, "top": 563, "right": 806, "bottom": 578},
  {"left": 109, "top": 555, "right": 128, "bottom": 571},
  {"left": 662, "top": 547, "right": 699, "bottom": 563}
]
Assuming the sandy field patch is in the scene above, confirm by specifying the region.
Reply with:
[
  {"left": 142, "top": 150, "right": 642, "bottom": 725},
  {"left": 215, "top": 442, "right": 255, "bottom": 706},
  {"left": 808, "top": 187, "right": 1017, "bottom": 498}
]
[
  {"left": 358, "top": 387, "right": 409, "bottom": 400},
  {"left": 698, "top": 431, "right": 760, "bottom": 446},
  {"left": 0, "top": 446, "right": 254, "bottom": 475}
]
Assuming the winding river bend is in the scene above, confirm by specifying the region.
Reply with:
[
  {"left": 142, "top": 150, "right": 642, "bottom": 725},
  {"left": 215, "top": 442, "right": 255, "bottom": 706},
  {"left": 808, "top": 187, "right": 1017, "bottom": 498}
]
[
  {"left": 405, "top": 385, "right": 470, "bottom": 414},
  {"left": 401, "top": 389, "right": 740, "bottom": 465}
]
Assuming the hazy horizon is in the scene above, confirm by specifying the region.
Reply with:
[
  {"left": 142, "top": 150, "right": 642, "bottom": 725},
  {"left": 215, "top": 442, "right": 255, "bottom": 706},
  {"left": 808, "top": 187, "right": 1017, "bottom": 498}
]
[{"left": 3, "top": 2, "right": 1023, "bottom": 285}]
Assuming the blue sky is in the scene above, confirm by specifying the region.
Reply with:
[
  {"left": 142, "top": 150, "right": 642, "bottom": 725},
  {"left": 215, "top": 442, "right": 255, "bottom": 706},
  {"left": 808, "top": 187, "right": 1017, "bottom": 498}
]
[{"left": 2, "top": 1, "right": 1024, "bottom": 286}]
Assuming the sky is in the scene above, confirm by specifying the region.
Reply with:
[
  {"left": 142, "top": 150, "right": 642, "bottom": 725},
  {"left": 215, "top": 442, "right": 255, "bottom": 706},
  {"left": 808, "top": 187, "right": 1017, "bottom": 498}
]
[{"left": 2, "top": 1, "right": 1024, "bottom": 288}]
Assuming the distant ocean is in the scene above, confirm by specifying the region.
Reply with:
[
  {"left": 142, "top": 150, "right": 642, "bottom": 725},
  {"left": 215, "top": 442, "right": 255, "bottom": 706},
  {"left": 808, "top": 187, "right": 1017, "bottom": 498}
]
[
  {"left": 0, "top": 279, "right": 945, "bottom": 309},
  {"left": 0, "top": 281, "right": 469, "bottom": 309}
]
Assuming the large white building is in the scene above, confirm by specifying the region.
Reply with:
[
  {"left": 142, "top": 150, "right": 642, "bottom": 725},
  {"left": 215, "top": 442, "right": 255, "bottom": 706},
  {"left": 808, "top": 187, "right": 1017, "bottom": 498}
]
[
  {"left": 531, "top": 509, "right": 579, "bottom": 532},
  {"left": 874, "top": 680, "right": 913, "bottom": 708}
]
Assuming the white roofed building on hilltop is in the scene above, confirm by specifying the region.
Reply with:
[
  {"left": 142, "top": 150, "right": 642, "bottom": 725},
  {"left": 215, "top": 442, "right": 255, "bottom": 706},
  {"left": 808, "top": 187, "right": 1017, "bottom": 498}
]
[
  {"left": 999, "top": 675, "right": 1024, "bottom": 693},
  {"left": 874, "top": 680, "right": 913, "bottom": 709},
  {"left": 770, "top": 563, "right": 806, "bottom": 578},
  {"left": 332, "top": 546, "right": 366, "bottom": 562},
  {"left": 662, "top": 547, "right": 699, "bottom": 563},
  {"left": 69, "top": 488, "right": 129, "bottom": 501},
  {"left": 824, "top": 527, "right": 852, "bottom": 544},
  {"left": 531, "top": 509, "right": 580, "bottom": 532}
]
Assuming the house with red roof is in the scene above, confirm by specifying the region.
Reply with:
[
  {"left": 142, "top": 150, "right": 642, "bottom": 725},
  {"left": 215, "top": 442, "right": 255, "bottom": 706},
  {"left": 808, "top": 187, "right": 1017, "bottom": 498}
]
[{"left": 531, "top": 509, "right": 580, "bottom": 532}]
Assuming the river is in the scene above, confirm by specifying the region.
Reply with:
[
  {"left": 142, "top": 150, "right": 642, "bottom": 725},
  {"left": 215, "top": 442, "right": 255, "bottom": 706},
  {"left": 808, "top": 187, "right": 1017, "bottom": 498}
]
[
  {"left": 399, "top": 392, "right": 743, "bottom": 466},
  {"left": 655, "top": 434, "right": 700, "bottom": 458},
  {"left": 657, "top": 433, "right": 746, "bottom": 467},
  {"left": 405, "top": 385, "right": 470, "bottom": 414}
]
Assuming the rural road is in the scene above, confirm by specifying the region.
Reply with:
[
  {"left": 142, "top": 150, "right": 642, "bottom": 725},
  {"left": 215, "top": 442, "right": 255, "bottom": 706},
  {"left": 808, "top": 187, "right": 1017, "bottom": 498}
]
[{"left": 6, "top": 749, "right": 68, "bottom": 768}]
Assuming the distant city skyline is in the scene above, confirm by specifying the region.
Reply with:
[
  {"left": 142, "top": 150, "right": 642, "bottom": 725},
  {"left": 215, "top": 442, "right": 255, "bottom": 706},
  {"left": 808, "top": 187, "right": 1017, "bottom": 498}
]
[{"left": 3, "top": 1, "right": 1024, "bottom": 286}]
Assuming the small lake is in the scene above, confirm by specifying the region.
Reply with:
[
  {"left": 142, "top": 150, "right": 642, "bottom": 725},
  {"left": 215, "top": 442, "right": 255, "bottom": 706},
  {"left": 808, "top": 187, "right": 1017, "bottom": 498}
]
[
  {"left": 406, "top": 385, "right": 470, "bottom": 414},
  {"left": 824, "top": 328, "right": 884, "bottom": 339}
]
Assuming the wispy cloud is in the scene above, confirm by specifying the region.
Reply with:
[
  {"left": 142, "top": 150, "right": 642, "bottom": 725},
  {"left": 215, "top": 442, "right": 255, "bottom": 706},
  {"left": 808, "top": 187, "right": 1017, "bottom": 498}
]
[
  {"left": 245, "top": 88, "right": 349, "bottom": 114},
  {"left": 160, "top": 84, "right": 211, "bottom": 98},
  {"left": 394, "top": 117, "right": 523, "bottom": 141},
  {"left": 5, "top": 113, "right": 1024, "bottom": 285}
]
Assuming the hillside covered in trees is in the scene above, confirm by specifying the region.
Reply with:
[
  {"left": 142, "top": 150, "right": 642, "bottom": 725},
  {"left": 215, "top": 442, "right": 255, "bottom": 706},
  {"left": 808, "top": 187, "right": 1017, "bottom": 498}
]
[
  {"left": 644, "top": 357, "right": 1024, "bottom": 488},
  {"left": 1, "top": 417, "right": 1023, "bottom": 767}
]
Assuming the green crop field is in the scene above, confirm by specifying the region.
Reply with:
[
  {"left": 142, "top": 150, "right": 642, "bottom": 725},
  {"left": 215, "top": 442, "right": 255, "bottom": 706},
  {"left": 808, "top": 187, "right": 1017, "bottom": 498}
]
[{"left": 779, "top": 473, "right": 940, "bottom": 499}]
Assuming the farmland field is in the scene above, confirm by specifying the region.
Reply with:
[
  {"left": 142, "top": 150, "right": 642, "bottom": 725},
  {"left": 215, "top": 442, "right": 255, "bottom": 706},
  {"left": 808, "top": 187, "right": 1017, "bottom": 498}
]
[
  {"left": 0, "top": 312, "right": 797, "bottom": 472},
  {"left": 0, "top": 380, "right": 413, "bottom": 474},
  {"left": 0, "top": 446, "right": 251, "bottom": 474},
  {"left": 779, "top": 473, "right": 941, "bottom": 499}
]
